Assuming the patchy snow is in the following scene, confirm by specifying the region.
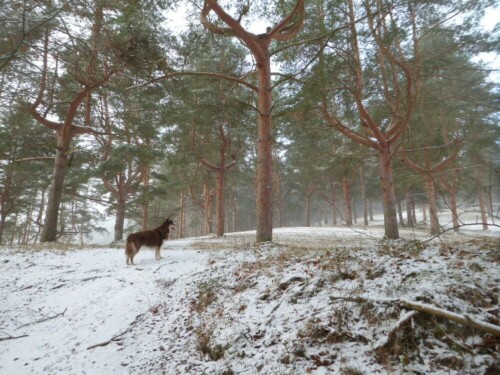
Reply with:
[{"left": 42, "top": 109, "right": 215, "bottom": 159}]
[{"left": 0, "top": 227, "right": 498, "bottom": 374}]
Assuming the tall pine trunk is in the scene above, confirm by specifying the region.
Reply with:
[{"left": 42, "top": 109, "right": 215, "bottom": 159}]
[
  {"left": 360, "top": 166, "right": 368, "bottom": 226},
  {"left": 378, "top": 149, "right": 399, "bottom": 239},
  {"left": 41, "top": 132, "right": 70, "bottom": 242},
  {"left": 114, "top": 197, "right": 126, "bottom": 242},
  {"left": 405, "top": 190, "right": 414, "bottom": 227},
  {"left": 215, "top": 168, "right": 225, "bottom": 237},
  {"left": 425, "top": 177, "right": 440, "bottom": 235},
  {"left": 448, "top": 186, "right": 459, "bottom": 232},
  {"left": 255, "top": 55, "right": 273, "bottom": 242},
  {"left": 478, "top": 188, "right": 489, "bottom": 230},
  {"left": 342, "top": 177, "right": 352, "bottom": 226}
]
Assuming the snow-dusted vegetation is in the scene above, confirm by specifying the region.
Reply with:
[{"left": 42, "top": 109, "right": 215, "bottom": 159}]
[{"left": 1, "top": 227, "right": 498, "bottom": 374}]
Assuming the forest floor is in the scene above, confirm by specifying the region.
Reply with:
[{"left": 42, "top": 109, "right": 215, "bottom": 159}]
[{"left": 0, "top": 223, "right": 499, "bottom": 374}]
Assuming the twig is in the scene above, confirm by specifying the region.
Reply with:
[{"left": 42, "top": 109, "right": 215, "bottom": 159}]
[
  {"left": 86, "top": 312, "right": 146, "bottom": 350},
  {"left": 17, "top": 308, "right": 67, "bottom": 329}
]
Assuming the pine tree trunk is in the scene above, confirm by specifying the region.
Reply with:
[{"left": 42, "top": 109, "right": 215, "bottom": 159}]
[
  {"left": 360, "top": 166, "right": 368, "bottom": 226},
  {"left": 405, "top": 190, "right": 413, "bottom": 227},
  {"left": 378, "top": 149, "right": 399, "bottom": 239},
  {"left": 203, "top": 183, "right": 213, "bottom": 234},
  {"left": 425, "top": 177, "right": 440, "bottom": 235},
  {"left": 369, "top": 198, "right": 374, "bottom": 221},
  {"left": 343, "top": 177, "right": 353, "bottom": 226},
  {"left": 397, "top": 198, "right": 405, "bottom": 226},
  {"left": 9, "top": 213, "right": 17, "bottom": 245},
  {"left": 142, "top": 165, "right": 150, "bottom": 230},
  {"left": 0, "top": 213, "right": 6, "bottom": 245},
  {"left": 478, "top": 188, "right": 489, "bottom": 230},
  {"left": 41, "top": 132, "right": 70, "bottom": 242},
  {"left": 331, "top": 181, "right": 338, "bottom": 226},
  {"left": 179, "top": 191, "right": 186, "bottom": 238},
  {"left": 304, "top": 195, "right": 311, "bottom": 227},
  {"left": 448, "top": 186, "right": 459, "bottom": 232},
  {"left": 114, "top": 197, "right": 126, "bottom": 242},
  {"left": 255, "top": 54, "right": 273, "bottom": 243},
  {"left": 215, "top": 168, "right": 225, "bottom": 237}
]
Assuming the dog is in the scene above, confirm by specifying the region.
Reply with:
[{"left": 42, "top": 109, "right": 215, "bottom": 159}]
[{"left": 125, "top": 218, "right": 175, "bottom": 265}]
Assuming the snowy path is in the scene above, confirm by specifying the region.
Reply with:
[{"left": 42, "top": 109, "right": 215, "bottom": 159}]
[{"left": 0, "top": 239, "right": 209, "bottom": 375}]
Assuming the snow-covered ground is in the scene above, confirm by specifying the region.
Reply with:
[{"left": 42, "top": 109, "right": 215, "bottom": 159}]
[{"left": 1, "top": 226, "right": 498, "bottom": 374}]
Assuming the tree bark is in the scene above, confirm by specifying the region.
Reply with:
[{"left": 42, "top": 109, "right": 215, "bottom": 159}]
[
  {"left": 378, "top": 149, "right": 399, "bottom": 239},
  {"left": 255, "top": 55, "right": 273, "bottom": 242},
  {"left": 405, "top": 189, "right": 414, "bottom": 227},
  {"left": 425, "top": 177, "right": 440, "bottom": 236},
  {"left": 203, "top": 182, "right": 213, "bottom": 234},
  {"left": 215, "top": 167, "right": 225, "bottom": 237},
  {"left": 342, "top": 177, "right": 353, "bottom": 226},
  {"left": 114, "top": 197, "right": 126, "bottom": 242},
  {"left": 200, "top": 0, "right": 304, "bottom": 243},
  {"left": 360, "top": 166, "right": 368, "bottom": 226},
  {"left": 478, "top": 188, "right": 489, "bottom": 231},
  {"left": 397, "top": 198, "right": 405, "bottom": 226},
  {"left": 40, "top": 132, "right": 70, "bottom": 242}
]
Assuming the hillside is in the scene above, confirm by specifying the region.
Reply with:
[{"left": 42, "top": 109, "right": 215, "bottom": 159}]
[{"left": 1, "top": 227, "right": 499, "bottom": 374}]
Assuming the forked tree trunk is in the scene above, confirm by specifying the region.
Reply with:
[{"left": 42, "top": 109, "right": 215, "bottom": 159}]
[
  {"left": 342, "top": 177, "right": 353, "bottom": 226},
  {"left": 378, "top": 149, "right": 399, "bottom": 239},
  {"left": 200, "top": 0, "right": 305, "bottom": 243}
]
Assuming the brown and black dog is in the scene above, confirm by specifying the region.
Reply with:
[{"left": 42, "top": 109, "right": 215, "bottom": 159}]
[{"left": 125, "top": 218, "right": 175, "bottom": 265}]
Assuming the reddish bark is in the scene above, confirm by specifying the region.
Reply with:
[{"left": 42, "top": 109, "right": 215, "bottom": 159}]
[
  {"left": 359, "top": 166, "right": 368, "bottom": 226},
  {"left": 342, "top": 177, "right": 353, "bottom": 226},
  {"left": 200, "top": 0, "right": 305, "bottom": 242}
]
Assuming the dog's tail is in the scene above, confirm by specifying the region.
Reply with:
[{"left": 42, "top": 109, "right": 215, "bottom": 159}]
[{"left": 125, "top": 240, "right": 137, "bottom": 265}]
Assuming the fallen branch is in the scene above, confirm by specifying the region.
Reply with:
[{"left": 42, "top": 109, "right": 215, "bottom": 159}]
[
  {"left": 331, "top": 295, "right": 500, "bottom": 337},
  {"left": 400, "top": 298, "right": 500, "bottom": 337},
  {"left": 0, "top": 333, "right": 29, "bottom": 342},
  {"left": 374, "top": 310, "right": 417, "bottom": 350},
  {"left": 17, "top": 308, "right": 68, "bottom": 329},
  {"left": 87, "top": 312, "right": 146, "bottom": 350}
]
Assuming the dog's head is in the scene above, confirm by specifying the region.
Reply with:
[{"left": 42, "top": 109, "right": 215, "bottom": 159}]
[{"left": 161, "top": 217, "right": 175, "bottom": 233}]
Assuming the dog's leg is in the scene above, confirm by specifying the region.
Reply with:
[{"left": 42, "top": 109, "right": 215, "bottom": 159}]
[
  {"left": 155, "top": 246, "right": 161, "bottom": 260},
  {"left": 125, "top": 241, "right": 132, "bottom": 265}
]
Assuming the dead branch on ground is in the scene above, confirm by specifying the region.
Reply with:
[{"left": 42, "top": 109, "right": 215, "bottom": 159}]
[
  {"left": 17, "top": 308, "right": 68, "bottom": 329},
  {"left": 86, "top": 312, "right": 146, "bottom": 350},
  {"left": 331, "top": 295, "right": 500, "bottom": 337}
]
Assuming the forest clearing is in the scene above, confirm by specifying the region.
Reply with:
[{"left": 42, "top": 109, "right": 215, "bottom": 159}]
[
  {"left": 1, "top": 1, "right": 499, "bottom": 373},
  {"left": 1, "top": 223, "right": 498, "bottom": 374}
]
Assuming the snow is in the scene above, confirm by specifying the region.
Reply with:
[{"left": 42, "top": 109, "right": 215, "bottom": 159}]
[{"left": 1, "top": 227, "right": 498, "bottom": 374}]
